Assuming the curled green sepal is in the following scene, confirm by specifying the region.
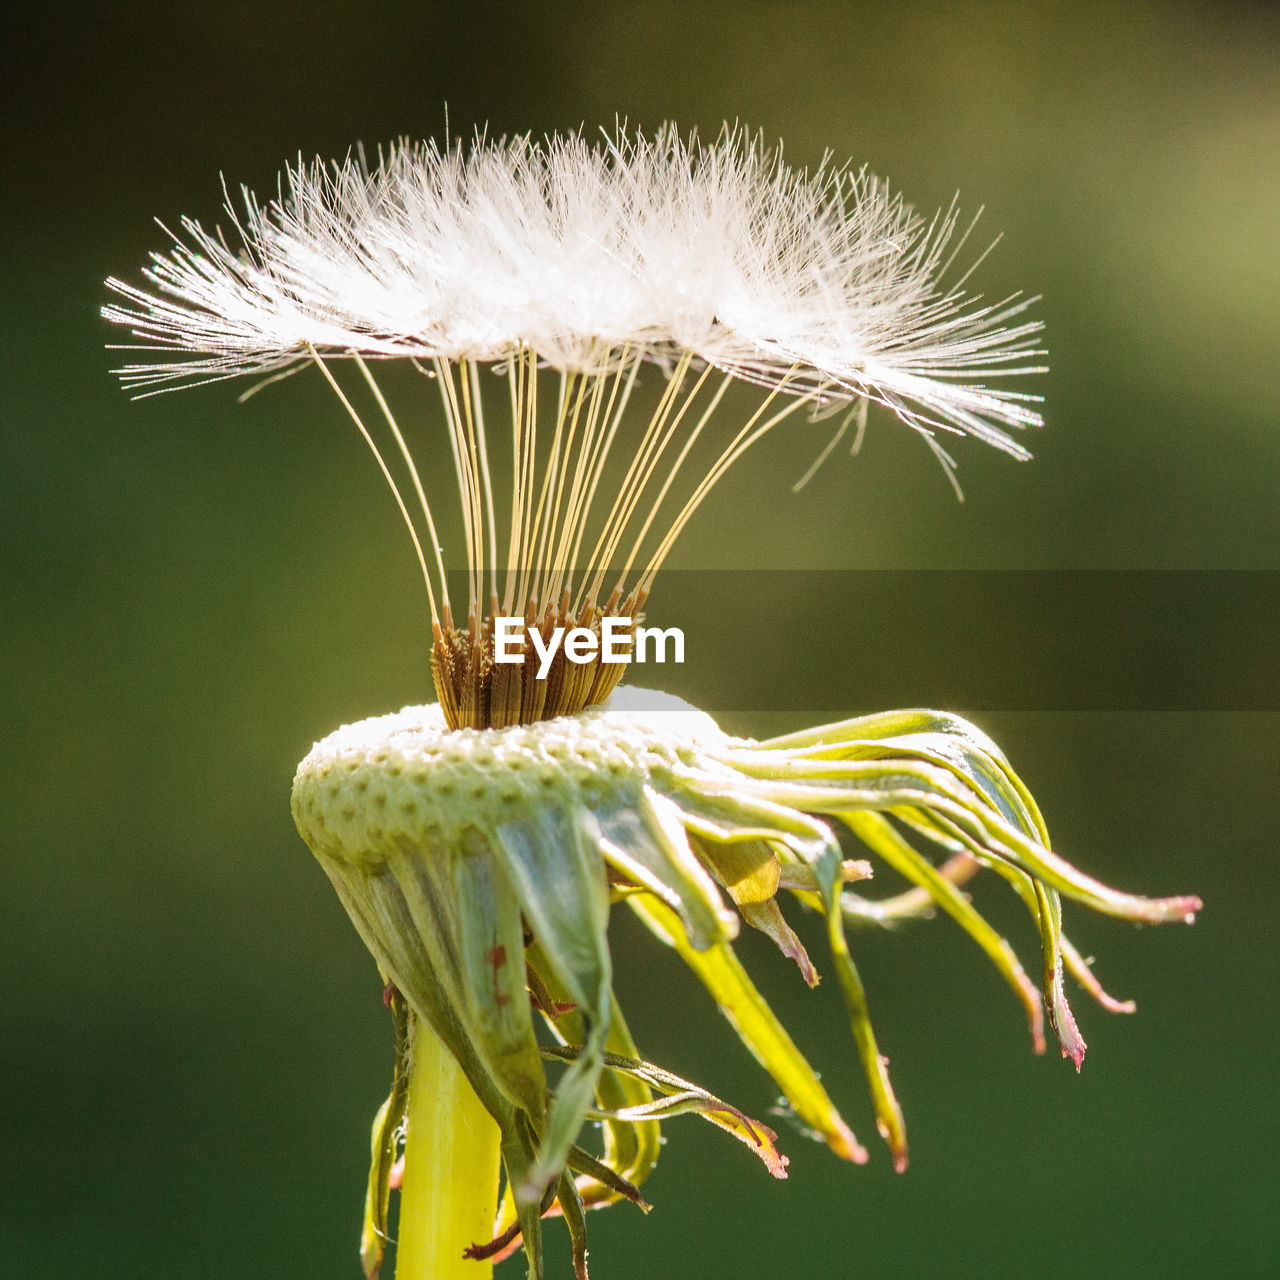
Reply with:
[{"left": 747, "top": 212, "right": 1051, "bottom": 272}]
[
  {"left": 627, "top": 891, "right": 867, "bottom": 1163},
  {"left": 557, "top": 1169, "right": 591, "bottom": 1280},
  {"left": 591, "top": 785, "right": 738, "bottom": 950},
  {"left": 544, "top": 1044, "right": 790, "bottom": 1178},
  {"left": 527, "top": 945, "right": 662, "bottom": 1204},
  {"left": 790, "top": 826, "right": 907, "bottom": 1172},
  {"left": 844, "top": 811, "right": 1046, "bottom": 1053},
  {"left": 360, "top": 986, "right": 412, "bottom": 1280},
  {"left": 493, "top": 803, "right": 613, "bottom": 1205},
  {"left": 489, "top": 967, "right": 659, "bottom": 1263}
]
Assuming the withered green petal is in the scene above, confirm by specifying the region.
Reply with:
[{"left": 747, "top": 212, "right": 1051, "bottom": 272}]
[
  {"left": 1060, "top": 934, "right": 1136, "bottom": 1014},
  {"left": 627, "top": 892, "right": 868, "bottom": 1164},
  {"left": 493, "top": 805, "right": 612, "bottom": 1204},
  {"left": 525, "top": 946, "right": 662, "bottom": 1204},
  {"left": 360, "top": 988, "right": 412, "bottom": 1280},
  {"left": 333, "top": 864, "right": 518, "bottom": 1121},
  {"left": 824, "top": 890, "right": 909, "bottom": 1171},
  {"left": 452, "top": 829, "right": 548, "bottom": 1116},
  {"left": 590, "top": 786, "right": 737, "bottom": 949},
  {"left": 545, "top": 1044, "right": 790, "bottom": 1179},
  {"left": 740, "top": 895, "right": 819, "bottom": 987},
  {"left": 557, "top": 1169, "right": 590, "bottom": 1280},
  {"left": 845, "top": 811, "right": 1045, "bottom": 1053}
]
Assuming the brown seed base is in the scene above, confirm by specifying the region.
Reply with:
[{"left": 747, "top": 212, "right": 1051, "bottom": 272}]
[{"left": 430, "top": 588, "right": 644, "bottom": 730}]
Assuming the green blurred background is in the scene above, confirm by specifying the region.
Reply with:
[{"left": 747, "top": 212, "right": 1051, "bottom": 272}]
[{"left": 3, "top": 2, "right": 1278, "bottom": 1276}]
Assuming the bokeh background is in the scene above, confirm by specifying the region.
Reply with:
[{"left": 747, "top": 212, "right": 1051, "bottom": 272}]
[{"left": 3, "top": 2, "right": 1278, "bottom": 1276}]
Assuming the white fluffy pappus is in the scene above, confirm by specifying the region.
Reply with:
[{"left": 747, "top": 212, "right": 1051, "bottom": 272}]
[{"left": 103, "top": 123, "right": 1045, "bottom": 459}]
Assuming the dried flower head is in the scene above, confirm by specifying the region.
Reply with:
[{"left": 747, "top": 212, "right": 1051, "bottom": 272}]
[{"left": 105, "top": 123, "right": 1197, "bottom": 1280}]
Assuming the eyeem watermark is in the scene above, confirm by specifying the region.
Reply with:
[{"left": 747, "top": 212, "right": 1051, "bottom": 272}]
[{"left": 493, "top": 616, "right": 684, "bottom": 679}]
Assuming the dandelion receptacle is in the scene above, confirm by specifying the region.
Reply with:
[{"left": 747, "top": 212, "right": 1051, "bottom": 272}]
[{"left": 106, "top": 123, "right": 1200, "bottom": 1280}]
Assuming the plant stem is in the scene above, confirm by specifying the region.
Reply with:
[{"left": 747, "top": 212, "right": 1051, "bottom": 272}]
[{"left": 396, "top": 1018, "right": 503, "bottom": 1280}]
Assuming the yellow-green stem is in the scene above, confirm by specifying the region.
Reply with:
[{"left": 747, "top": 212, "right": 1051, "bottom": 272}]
[{"left": 396, "top": 1019, "right": 503, "bottom": 1280}]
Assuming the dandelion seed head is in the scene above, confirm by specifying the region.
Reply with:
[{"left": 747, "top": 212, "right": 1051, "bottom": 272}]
[
  {"left": 104, "top": 124, "right": 1205, "bottom": 1280},
  {"left": 104, "top": 122, "right": 1043, "bottom": 453},
  {"left": 105, "top": 124, "right": 1050, "bottom": 731}
]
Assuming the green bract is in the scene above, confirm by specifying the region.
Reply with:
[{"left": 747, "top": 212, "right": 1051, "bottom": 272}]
[{"left": 292, "top": 687, "right": 1199, "bottom": 1278}]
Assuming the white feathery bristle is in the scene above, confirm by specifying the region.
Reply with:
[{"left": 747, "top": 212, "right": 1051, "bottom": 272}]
[{"left": 103, "top": 123, "right": 1045, "bottom": 455}]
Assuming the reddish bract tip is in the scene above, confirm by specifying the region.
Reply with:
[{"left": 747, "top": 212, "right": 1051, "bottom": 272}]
[{"left": 830, "top": 1120, "right": 870, "bottom": 1165}]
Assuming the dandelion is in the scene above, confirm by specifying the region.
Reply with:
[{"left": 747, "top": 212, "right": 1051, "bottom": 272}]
[{"left": 105, "top": 124, "right": 1199, "bottom": 1280}]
